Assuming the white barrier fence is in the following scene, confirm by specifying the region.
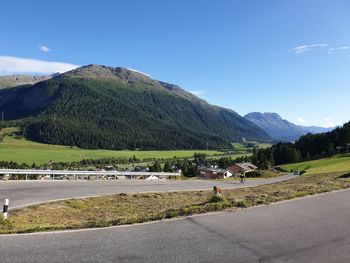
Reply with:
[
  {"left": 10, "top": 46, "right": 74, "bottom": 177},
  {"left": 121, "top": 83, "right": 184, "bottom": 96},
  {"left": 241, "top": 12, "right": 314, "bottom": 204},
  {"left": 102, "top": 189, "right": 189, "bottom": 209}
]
[{"left": 0, "top": 169, "right": 181, "bottom": 180}]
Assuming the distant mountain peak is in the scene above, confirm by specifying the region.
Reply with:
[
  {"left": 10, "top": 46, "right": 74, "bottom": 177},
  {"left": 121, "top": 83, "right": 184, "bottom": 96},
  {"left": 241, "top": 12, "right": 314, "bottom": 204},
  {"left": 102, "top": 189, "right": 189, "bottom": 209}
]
[
  {"left": 0, "top": 74, "right": 56, "bottom": 89},
  {"left": 247, "top": 112, "right": 283, "bottom": 120},
  {"left": 244, "top": 112, "right": 334, "bottom": 142},
  {"left": 62, "top": 64, "right": 151, "bottom": 81},
  {"left": 59, "top": 64, "right": 162, "bottom": 91},
  {"left": 59, "top": 64, "right": 210, "bottom": 104}
]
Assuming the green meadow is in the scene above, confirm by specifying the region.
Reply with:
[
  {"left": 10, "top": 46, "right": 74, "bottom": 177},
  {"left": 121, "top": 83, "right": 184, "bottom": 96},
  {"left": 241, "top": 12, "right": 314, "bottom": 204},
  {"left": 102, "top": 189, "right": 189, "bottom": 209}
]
[
  {"left": 0, "top": 132, "right": 224, "bottom": 165},
  {"left": 280, "top": 154, "right": 350, "bottom": 175}
]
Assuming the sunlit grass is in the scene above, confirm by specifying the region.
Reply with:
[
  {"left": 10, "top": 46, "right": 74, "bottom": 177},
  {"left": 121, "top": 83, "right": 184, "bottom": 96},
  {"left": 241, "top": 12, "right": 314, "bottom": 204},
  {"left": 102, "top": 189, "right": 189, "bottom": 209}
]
[
  {"left": 0, "top": 130, "right": 225, "bottom": 164},
  {"left": 280, "top": 154, "right": 350, "bottom": 175}
]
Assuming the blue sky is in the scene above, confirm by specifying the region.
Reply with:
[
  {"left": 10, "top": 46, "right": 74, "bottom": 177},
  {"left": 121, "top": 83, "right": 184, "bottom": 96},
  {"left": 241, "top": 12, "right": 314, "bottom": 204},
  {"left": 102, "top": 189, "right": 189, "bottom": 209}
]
[{"left": 1, "top": 0, "right": 349, "bottom": 127}]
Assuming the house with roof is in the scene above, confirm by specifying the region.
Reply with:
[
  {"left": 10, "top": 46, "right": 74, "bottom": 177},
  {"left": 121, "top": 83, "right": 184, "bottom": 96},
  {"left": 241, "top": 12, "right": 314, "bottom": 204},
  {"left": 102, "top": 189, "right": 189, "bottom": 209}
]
[
  {"left": 336, "top": 144, "right": 350, "bottom": 153},
  {"left": 227, "top": 162, "right": 258, "bottom": 175},
  {"left": 198, "top": 166, "right": 233, "bottom": 179}
]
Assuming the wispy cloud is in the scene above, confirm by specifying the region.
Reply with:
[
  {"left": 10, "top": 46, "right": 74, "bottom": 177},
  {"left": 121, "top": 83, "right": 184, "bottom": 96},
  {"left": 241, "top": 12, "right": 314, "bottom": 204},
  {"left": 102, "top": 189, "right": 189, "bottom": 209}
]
[
  {"left": 189, "top": 90, "right": 204, "bottom": 96},
  {"left": 289, "top": 44, "right": 328, "bottom": 54},
  {"left": 328, "top": 47, "right": 335, "bottom": 54},
  {"left": 324, "top": 117, "right": 335, "bottom": 128},
  {"left": 290, "top": 44, "right": 350, "bottom": 55},
  {"left": 0, "top": 55, "right": 79, "bottom": 75},
  {"left": 297, "top": 117, "right": 307, "bottom": 124},
  {"left": 126, "top": 68, "right": 151, "bottom": 77},
  {"left": 39, "top": 45, "right": 51, "bottom": 53}
]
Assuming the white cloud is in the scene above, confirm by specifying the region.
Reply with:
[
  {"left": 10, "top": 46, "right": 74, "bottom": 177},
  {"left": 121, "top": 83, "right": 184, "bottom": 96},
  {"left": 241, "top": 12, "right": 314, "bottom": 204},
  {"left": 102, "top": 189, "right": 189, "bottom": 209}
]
[
  {"left": 0, "top": 55, "right": 79, "bottom": 74},
  {"left": 126, "top": 68, "right": 151, "bottom": 77},
  {"left": 297, "top": 117, "right": 306, "bottom": 124},
  {"left": 324, "top": 117, "right": 335, "bottom": 128},
  {"left": 328, "top": 47, "right": 335, "bottom": 54},
  {"left": 289, "top": 44, "right": 328, "bottom": 54},
  {"left": 189, "top": 90, "right": 204, "bottom": 96},
  {"left": 290, "top": 44, "right": 350, "bottom": 55},
  {"left": 39, "top": 45, "right": 51, "bottom": 53}
]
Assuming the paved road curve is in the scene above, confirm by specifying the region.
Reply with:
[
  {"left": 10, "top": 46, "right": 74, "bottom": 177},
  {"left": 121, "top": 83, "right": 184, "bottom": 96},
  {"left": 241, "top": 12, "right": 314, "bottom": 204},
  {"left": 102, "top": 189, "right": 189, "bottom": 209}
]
[
  {"left": 1, "top": 189, "right": 349, "bottom": 262},
  {"left": 0, "top": 174, "right": 294, "bottom": 209}
]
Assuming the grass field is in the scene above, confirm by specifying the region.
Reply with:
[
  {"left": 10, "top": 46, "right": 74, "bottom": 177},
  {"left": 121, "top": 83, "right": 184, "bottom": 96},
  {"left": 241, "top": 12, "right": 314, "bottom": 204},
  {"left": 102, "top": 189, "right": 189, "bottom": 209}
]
[
  {"left": 1, "top": 171, "right": 349, "bottom": 234},
  {"left": 280, "top": 154, "right": 350, "bottom": 175},
  {"left": 232, "top": 142, "right": 272, "bottom": 150},
  {"left": 0, "top": 129, "right": 225, "bottom": 164}
]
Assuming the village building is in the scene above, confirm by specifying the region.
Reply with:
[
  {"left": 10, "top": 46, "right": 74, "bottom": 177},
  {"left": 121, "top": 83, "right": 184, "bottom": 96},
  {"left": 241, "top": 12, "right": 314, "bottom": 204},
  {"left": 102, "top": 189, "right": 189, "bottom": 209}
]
[
  {"left": 336, "top": 144, "right": 350, "bottom": 153},
  {"left": 198, "top": 167, "right": 233, "bottom": 179},
  {"left": 227, "top": 162, "right": 258, "bottom": 175}
]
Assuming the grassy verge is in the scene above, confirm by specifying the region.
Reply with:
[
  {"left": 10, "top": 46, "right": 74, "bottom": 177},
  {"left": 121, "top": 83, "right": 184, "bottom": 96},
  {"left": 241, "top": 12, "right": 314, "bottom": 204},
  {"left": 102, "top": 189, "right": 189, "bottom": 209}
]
[{"left": 1, "top": 171, "right": 349, "bottom": 234}]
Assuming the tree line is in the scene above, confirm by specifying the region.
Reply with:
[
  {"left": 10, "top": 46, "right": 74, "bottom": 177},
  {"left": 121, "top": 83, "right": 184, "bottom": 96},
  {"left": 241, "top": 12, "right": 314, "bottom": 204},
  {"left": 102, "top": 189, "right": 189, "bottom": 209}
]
[{"left": 251, "top": 121, "right": 350, "bottom": 168}]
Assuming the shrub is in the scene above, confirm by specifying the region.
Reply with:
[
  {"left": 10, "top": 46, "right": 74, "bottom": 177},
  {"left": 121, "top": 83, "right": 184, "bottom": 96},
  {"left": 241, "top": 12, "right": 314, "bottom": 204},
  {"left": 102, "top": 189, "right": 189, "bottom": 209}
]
[{"left": 245, "top": 171, "right": 262, "bottom": 178}]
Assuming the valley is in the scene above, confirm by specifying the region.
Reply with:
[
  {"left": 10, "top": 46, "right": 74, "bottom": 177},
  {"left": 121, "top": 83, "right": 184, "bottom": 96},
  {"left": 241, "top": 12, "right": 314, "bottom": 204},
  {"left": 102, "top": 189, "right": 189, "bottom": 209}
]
[
  {"left": 1, "top": 2, "right": 349, "bottom": 263},
  {"left": 0, "top": 131, "right": 225, "bottom": 165}
]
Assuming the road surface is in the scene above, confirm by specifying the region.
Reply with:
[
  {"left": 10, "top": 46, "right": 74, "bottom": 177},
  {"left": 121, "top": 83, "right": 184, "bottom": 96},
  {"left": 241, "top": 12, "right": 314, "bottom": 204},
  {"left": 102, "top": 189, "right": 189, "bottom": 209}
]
[
  {"left": 0, "top": 189, "right": 349, "bottom": 262},
  {"left": 0, "top": 174, "right": 294, "bottom": 209}
]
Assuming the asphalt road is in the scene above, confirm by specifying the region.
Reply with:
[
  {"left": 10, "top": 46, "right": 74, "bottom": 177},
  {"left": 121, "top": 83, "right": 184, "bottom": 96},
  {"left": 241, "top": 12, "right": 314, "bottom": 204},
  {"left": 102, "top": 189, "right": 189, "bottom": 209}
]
[
  {"left": 0, "top": 174, "right": 294, "bottom": 209},
  {"left": 1, "top": 189, "right": 349, "bottom": 262}
]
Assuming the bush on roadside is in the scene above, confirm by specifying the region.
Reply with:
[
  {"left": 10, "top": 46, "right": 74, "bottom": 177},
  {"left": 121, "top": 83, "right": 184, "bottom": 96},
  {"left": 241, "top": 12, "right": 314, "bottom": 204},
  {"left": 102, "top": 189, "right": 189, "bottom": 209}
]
[
  {"left": 209, "top": 193, "right": 229, "bottom": 205},
  {"left": 245, "top": 171, "right": 262, "bottom": 178}
]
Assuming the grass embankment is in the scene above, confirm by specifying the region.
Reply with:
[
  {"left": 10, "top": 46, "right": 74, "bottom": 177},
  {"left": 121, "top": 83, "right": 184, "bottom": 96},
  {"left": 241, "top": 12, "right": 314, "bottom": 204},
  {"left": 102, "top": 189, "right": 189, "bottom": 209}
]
[
  {"left": 280, "top": 154, "right": 350, "bottom": 175},
  {"left": 1, "top": 171, "right": 350, "bottom": 234},
  {"left": 0, "top": 128, "right": 224, "bottom": 164}
]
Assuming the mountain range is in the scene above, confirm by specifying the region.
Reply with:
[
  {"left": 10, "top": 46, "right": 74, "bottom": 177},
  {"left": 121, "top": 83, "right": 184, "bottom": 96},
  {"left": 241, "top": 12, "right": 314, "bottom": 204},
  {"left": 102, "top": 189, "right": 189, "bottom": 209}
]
[
  {"left": 244, "top": 112, "right": 334, "bottom": 142},
  {"left": 0, "top": 65, "right": 271, "bottom": 150},
  {"left": 0, "top": 74, "right": 58, "bottom": 89}
]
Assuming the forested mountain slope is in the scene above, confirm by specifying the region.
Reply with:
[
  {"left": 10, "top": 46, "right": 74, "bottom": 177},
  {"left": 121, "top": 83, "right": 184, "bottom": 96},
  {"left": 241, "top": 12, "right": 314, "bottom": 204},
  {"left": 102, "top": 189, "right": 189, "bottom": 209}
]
[{"left": 0, "top": 65, "right": 271, "bottom": 150}]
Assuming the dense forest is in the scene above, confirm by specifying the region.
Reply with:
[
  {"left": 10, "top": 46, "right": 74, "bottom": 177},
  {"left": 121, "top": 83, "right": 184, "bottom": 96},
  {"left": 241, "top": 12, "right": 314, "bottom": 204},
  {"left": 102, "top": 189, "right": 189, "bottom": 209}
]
[
  {"left": 0, "top": 65, "right": 271, "bottom": 150},
  {"left": 252, "top": 121, "right": 350, "bottom": 168}
]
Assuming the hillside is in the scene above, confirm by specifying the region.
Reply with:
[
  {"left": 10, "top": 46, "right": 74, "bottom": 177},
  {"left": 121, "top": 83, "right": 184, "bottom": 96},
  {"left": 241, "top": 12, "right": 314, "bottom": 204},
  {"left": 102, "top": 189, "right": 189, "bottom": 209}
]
[
  {"left": 280, "top": 154, "right": 350, "bottom": 175},
  {"left": 0, "top": 74, "right": 56, "bottom": 89},
  {"left": 244, "top": 112, "right": 333, "bottom": 142},
  {"left": 0, "top": 65, "right": 271, "bottom": 150}
]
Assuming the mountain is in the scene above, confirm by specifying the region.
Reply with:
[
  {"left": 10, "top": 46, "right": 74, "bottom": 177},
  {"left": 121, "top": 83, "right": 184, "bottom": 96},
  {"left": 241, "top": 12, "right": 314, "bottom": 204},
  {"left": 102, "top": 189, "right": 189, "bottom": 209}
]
[
  {"left": 0, "top": 74, "right": 57, "bottom": 89},
  {"left": 0, "top": 65, "right": 271, "bottom": 150},
  {"left": 303, "top": 126, "right": 334, "bottom": 134},
  {"left": 244, "top": 112, "right": 334, "bottom": 142}
]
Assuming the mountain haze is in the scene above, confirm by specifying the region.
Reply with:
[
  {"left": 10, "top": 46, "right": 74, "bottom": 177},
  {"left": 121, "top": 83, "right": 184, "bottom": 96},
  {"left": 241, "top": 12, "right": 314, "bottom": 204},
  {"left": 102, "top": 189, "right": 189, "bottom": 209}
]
[
  {"left": 0, "top": 65, "right": 271, "bottom": 150},
  {"left": 244, "top": 112, "right": 333, "bottom": 142}
]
